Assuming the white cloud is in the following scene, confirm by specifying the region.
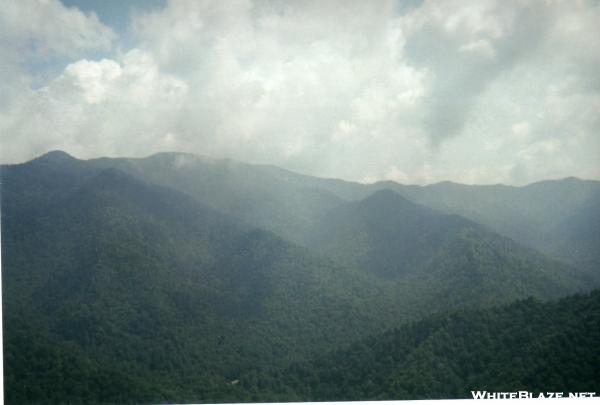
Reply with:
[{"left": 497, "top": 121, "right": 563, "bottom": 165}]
[
  {"left": 0, "top": 48, "right": 188, "bottom": 160},
  {"left": 510, "top": 122, "right": 532, "bottom": 142},
  {"left": 0, "top": 0, "right": 114, "bottom": 58},
  {"left": 0, "top": 0, "right": 117, "bottom": 150},
  {"left": 64, "top": 59, "right": 123, "bottom": 104},
  {"left": 459, "top": 39, "right": 496, "bottom": 58}
]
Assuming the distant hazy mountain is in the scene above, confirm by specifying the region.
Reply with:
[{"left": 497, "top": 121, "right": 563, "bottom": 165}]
[
  {"left": 391, "top": 178, "right": 600, "bottom": 280},
  {"left": 1, "top": 150, "right": 596, "bottom": 404},
  {"left": 547, "top": 193, "right": 600, "bottom": 276},
  {"left": 89, "top": 152, "right": 348, "bottom": 245},
  {"left": 86, "top": 151, "right": 600, "bottom": 279},
  {"left": 308, "top": 189, "right": 466, "bottom": 278},
  {"left": 308, "top": 188, "right": 586, "bottom": 311}
]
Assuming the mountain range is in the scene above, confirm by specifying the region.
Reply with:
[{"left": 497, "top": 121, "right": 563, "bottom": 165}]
[
  {"left": 1, "top": 150, "right": 598, "bottom": 403},
  {"left": 89, "top": 151, "right": 600, "bottom": 280}
]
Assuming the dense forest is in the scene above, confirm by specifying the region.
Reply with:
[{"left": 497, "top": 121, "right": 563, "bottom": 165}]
[
  {"left": 2, "top": 151, "right": 599, "bottom": 404},
  {"left": 275, "top": 290, "right": 600, "bottom": 401}
]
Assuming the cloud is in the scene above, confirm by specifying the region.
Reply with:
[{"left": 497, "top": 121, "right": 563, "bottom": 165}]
[
  {"left": 1, "top": 0, "right": 114, "bottom": 58},
  {"left": 0, "top": 0, "right": 599, "bottom": 185},
  {"left": 400, "top": 0, "right": 561, "bottom": 145},
  {"left": 125, "top": 0, "right": 432, "bottom": 179},
  {"left": 0, "top": 48, "right": 188, "bottom": 160},
  {"left": 0, "top": 0, "right": 116, "bottom": 104}
]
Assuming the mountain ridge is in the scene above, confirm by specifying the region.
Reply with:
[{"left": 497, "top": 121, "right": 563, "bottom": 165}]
[
  {"left": 2, "top": 150, "right": 598, "bottom": 403},
  {"left": 17, "top": 149, "right": 599, "bottom": 188}
]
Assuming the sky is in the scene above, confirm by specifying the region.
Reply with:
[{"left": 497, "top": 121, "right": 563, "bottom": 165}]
[{"left": 1, "top": 0, "right": 599, "bottom": 185}]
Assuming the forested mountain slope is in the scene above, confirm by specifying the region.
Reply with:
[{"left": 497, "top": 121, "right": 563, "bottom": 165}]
[
  {"left": 2, "top": 154, "right": 404, "bottom": 403},
  {"left": 547, "top": 193, "right": 600, "bottom": 277},
  {"left": 89, "top": 152, "right": 348, "bottom": 245},
  {"left": 1, "top": 151, "right": 595, "bottom": 404},
  {"left": 273, "top": 289, "right": 600, "bottom": 401}
]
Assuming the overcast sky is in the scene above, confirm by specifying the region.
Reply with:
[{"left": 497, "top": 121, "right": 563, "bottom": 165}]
[{"left": 1, "top": 0, "right": 599, "bottom": 185}]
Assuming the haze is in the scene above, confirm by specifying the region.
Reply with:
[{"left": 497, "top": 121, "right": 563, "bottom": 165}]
[{"left": 1, "top": 0, "right": 599, "bottom": 185}]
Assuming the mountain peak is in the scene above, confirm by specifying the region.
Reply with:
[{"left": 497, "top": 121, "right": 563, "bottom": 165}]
[
  {"left": 362, "top": 188, "right": 413, "bottom": 207},
  {"left": 35, "top": 150, "right": 77, "bottom": 163}
]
